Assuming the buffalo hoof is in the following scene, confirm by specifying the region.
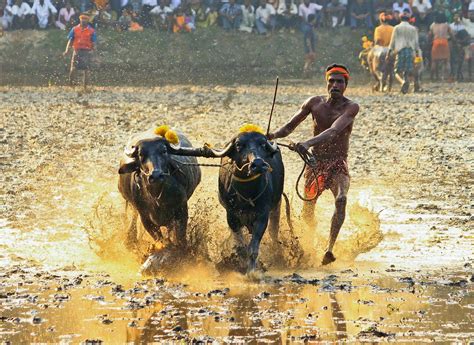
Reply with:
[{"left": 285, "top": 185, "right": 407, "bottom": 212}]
[
  {"left": 401, "top": 81, "right": 409, "bottom": 94},
  {"left": 321, "top": 251, "right": 336, "bottom": 266},
  {"left": 140, "top": 248, "right": 175, "bottom": 276}
]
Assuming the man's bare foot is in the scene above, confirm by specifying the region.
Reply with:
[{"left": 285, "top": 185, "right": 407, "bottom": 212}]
[{"left": 322, "top": 251, "right": 336, "bottom": 265}]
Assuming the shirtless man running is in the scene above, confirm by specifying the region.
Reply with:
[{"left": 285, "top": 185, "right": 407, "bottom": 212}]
[{"left": 268, "top": 64, "right": 359, "bottom": 265}]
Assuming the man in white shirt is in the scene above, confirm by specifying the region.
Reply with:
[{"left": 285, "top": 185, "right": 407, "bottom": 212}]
[
  {"left": 141, "top": 0, "right": 157, "bottom": 27},
  {"left": 239, "top": 0, "right": 255, "bottom": 33},
  {"left": 388, "top": 12, "right": 421, "bottom": 92},
  {"left": 277, "top": 0, "right": 298, "bottom": 31},
  {"left": 150, "top": 0, "right": 172, "bottom": 31},
  {"left": 255, "top": 0, "right": 276, "bottom": 34},
  {"left": 55, "top": 0, "right": 75, "bottom": 30},
  {"left": 298, "top": 0, "right": 322, "bottom": 27},
  {"left": 31, "top": 0, "right": 57, "bottom": 28},
  {"left": 392, "top": 0, "right": 411, "bottom": 16}
]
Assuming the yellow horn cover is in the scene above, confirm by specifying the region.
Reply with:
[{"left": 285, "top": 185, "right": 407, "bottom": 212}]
[
  {"left": 154, "top": 125, "right": 170, "bottom": 137},
  {"left": 165, "top": 130, "right": 179, "bottom": 145},
  {"left": 239, "top": 123, "right": 265, "bottom": 135}
]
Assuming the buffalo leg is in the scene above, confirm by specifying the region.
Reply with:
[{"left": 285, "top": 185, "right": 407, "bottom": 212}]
[
  {"left": 247, "top": 215, "right": 270, "bottom": 273},
  {"left": 172, "top": 205, "right": 188, "bottom": 249},
  {"left": 268, "top": 201, "right": 281, "bottom": 245},
  {"left": 125, "top": 207, "right": 138, "bottom": 250}
]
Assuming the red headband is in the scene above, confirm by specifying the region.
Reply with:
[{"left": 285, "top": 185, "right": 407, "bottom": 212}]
[{"left": 326, "top": 67, "right": 350, "bottom": 81}]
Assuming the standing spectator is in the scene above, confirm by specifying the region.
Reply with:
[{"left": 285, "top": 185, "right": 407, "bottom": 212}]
[
  {"left": 461, "top": 4, "right": 473, "bottom": 79},
  {"left": 150, "top": 0, "right": 172, "bottom": 30},
  {"left": 255, "top": 0, "right": 276, "bottom": 34},
  {"left": 430, "top": 12, "right": 453, "bottom": 81},
  {"left": 350, "top": 0, "right": 372, "bottom": 29},
  {"left": 411, "top": 0, "right": 431, "bottom": 27},
  {"left": 450, "top": 12, "right": 470, "bottom": 80},
  {"left": 220, "top": 0, "right": 242, "bottom": 31},
  {"left": 277, "top": 0, "right": 298, "bottom": 31},
  {"left": 374, "top": 11, "right": 393, "bottom": 45},
  {"left": 55, "top": 0, "right": 76, "bottom": 29},
  {"left": 31, "top": 0, "right": 57, "bottom": 28},
  {"left": 298, "top": 0, "right": 322, "bottom": 28},
  {"left": 388, "top": 12, "right": 422, "bottom": 92},
  {"left": 303, "top": 13, "right": 316, "bottom": 77},
  {"left": 325, "top": 0, "right": 346, "bottom": 28},
  {"left": 140, "top": 0, "right": 156, "bottom": 27},
  {"left": 299, "top": 0, "right": 319, "bottom": 66},
  {"left": 63, "top": 14, "right": 96, "bottom": 90},
  {"left": 239, "top": 0, "right": 255, "bottom": 32}
]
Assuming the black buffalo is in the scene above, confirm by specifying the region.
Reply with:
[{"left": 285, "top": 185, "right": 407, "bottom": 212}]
[
  {"left": 118, "top": 129, "right": 201, "bottom": 253},
  {"left": 187, "top": 130, "right": 286, "bottom": 273}
]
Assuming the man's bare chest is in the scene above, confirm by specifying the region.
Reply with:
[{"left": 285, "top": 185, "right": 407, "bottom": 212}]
[{"left": 311, "top": 105, "right": 344, "bottom": 129}]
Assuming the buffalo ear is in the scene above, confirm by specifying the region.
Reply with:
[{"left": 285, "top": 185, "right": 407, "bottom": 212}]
[{"left": 118, "top": 157, "right": 139, "bottom": 174}]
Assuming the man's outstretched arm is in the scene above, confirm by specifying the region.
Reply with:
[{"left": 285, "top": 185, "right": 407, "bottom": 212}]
[{"left": 268, "top": 96, "right": 321, "bottom": 140}]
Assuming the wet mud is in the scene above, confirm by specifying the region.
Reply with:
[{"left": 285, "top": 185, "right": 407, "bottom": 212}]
[{"left": 0, "top": 83, "right": 472, "bottom": 342}]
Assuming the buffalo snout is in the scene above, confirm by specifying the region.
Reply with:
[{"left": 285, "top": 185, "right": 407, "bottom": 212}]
[
  {"left": 250, "top": 158, "right": 268, "bottom": 173},
  {"left": 148, "top": 171, "right": 167, "bottom": 184}
]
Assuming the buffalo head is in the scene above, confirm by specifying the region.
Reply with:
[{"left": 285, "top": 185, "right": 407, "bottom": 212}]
[
  {"left": 119, "top": 137, "right": 175, "bottom": 184},
  {"left": 215, "top": 131, "right": 278, "bottom": 176}
]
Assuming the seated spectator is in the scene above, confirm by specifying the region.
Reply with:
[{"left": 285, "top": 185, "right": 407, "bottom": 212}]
[
  {"left": 411, "top": 0, "right": 431, "bottom": 27},
  {"left": 239, "top": 0, "right": 255, "bottom": 32},
  {"left": 56, "top": 0, "right": 76, "bottom": 29},
  {"left": 31, "top": 0, "right": 58, "bottom": 28},
  {"left": 0, "top": 9, "right": 4, "bottom": 33},
  {"left": 255, "top": 0, "right": 276, "bottom": 34},
  {"left": 95, "top": 3, "right": 118, "bottom": 28},
  {"left": 277, "top": 0, "right": 298, "bottom": 31},
  {"left": 140, "top": 0, "right": 156, "bottom": 27},
  {"left": 220, "top": 0, "right": 242, "bottom": 31},
  {"left": 350, "top": 0, "right": 373, "bottom": 29},
  {"left": 150, "top": 0, "right": 173, "bottom": 30},
  {"left": 173, "top": 6, "right": 192, "bottom": 32},
  {"left": 170, "top": 0, "right": 181, "bottom": 10},
  {"left": 392, "top": 0, "right": 411, "bottom": 16},
  {"left": 298, "top": 0, "right": 322, "bottom": 31},
  {"left": 325, "top": 0, "right": 345, "bottom": 28},
  {"left": 118, "top": 4, "right": 132, "bottom": 29},
  {"left": 3, "top": 1, "right": 16, "bottom": 29},
  {"left": 184, "top": 4, "right": 196, "bottom": 30},
  {"left": 21, "top": 0, "right": 36, "bottom": 29}
]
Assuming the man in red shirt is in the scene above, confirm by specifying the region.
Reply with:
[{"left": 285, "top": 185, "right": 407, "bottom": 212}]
[{"left": 63, "top": 14, "right": 97, "bottom": 90}]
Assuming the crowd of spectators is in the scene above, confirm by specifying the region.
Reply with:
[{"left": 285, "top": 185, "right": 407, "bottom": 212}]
[
  {"left": 1, "top": 0, "right": 472, "bottom": 33},
  {"left": 1, "top": 0, "right": 473, "bottom": 79}
]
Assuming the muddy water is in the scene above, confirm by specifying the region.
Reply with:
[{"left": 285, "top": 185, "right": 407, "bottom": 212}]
[{"left": 1, "top": 84, "right": 473, "bottom": 342}]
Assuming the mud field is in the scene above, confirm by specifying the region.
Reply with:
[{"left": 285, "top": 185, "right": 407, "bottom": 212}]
[{"left": 0, "top": 83, "right": 473, "bottom": 343}]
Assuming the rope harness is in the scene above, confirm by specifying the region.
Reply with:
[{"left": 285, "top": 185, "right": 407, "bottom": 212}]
[{"left": 277, "top": 142, "right": 320, "bottom": 202}]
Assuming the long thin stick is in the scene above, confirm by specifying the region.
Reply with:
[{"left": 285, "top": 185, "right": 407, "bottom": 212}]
[{"left": 266, "top": 76, "right": 279, "bottom": 136}]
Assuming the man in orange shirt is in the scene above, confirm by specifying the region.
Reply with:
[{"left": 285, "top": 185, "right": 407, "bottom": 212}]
[
  {"left": 63, "top": 14, "right": 97, "bottom": 90},
  {"left": 374, "top": 12, "right": 393, "bottom": 47},
  {"left": 373, "top": 12, "right": 394, "bottom": 91}
]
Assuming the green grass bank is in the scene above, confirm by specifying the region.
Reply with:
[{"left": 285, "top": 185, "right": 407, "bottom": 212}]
[{"left": 0, "top": 27, "right": 368, "bottom": 86}]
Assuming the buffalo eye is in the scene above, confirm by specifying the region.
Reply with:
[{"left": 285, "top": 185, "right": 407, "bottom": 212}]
[{"left": 235, "top": 142, "right": 242, "bottom": 152}]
